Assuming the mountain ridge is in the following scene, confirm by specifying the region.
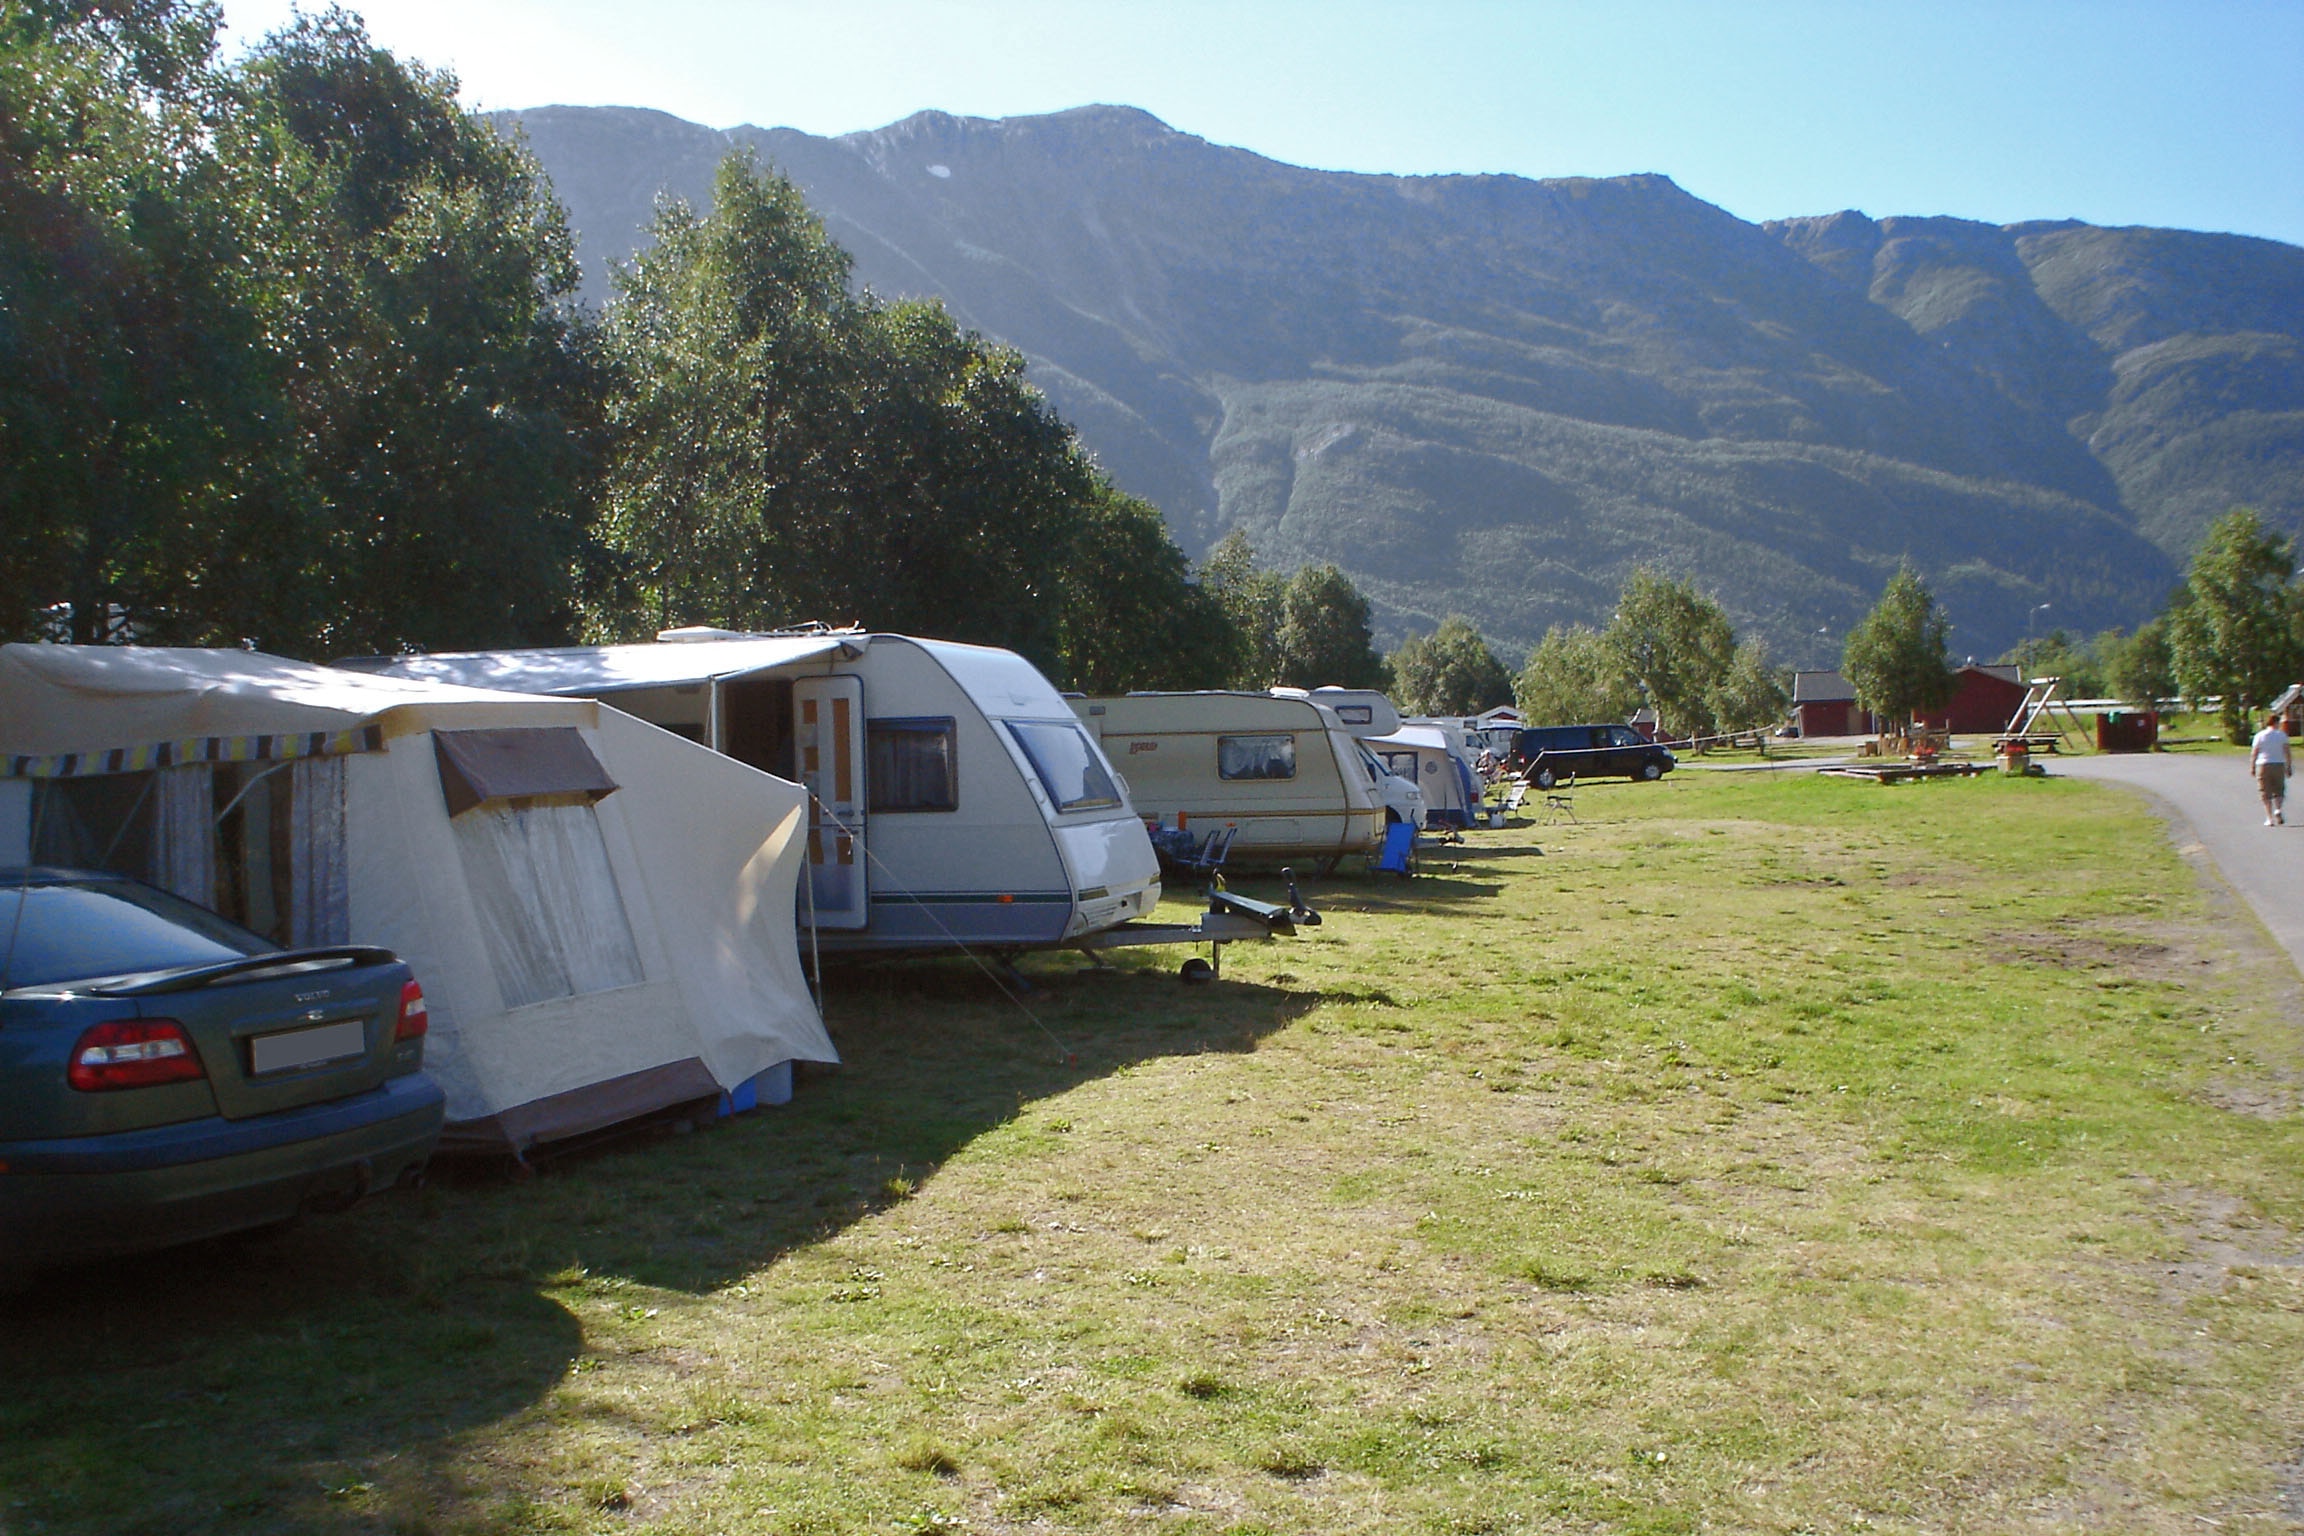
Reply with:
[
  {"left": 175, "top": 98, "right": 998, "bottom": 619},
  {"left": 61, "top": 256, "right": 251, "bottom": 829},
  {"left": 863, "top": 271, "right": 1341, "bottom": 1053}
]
[{"left": 499, "top": 102, "right": 2304, "bottom": 665}]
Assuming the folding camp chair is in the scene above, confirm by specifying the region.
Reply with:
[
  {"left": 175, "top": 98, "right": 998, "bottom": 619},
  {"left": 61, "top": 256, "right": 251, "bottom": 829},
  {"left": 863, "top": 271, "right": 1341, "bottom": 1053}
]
[{"left": 1175, "top": 824, "right": 1240, "bottom": 884}]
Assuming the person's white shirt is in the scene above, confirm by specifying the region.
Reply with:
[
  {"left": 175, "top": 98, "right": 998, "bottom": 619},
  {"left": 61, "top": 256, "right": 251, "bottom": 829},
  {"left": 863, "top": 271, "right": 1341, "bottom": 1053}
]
[{"left": 2252, "top": 722, "right": 2292, "bottom": 770}]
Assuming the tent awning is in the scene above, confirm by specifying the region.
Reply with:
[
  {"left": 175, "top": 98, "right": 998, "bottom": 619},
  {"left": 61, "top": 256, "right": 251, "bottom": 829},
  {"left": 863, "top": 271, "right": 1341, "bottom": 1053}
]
[
  {"left": 0, "top": 644, "right": 594, "bottom": 766},
  {"left": 356, "top": 635, "right": 859, "bottom": 696}
]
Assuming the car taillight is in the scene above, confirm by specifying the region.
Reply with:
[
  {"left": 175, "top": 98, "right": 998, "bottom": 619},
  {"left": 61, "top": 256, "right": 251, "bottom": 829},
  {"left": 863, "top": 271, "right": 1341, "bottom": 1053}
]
[
  {"left": 393, "top": 978, "right": 429, "bottom": 1041},
  {"left": 68, "top": 1019, "right": 206, "bottom": 1092}
]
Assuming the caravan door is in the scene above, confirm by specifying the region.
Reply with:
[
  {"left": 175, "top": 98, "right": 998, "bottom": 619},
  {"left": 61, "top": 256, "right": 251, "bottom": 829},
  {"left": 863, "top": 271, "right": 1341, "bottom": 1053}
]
[{"left": 794, "top": 676, "right": 867, "bottom": 928}]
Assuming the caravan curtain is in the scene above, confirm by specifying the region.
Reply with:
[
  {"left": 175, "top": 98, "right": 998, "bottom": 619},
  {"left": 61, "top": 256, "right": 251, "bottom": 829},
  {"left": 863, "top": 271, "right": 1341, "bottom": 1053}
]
[
  {"left": 451, "top": 801, "right": 644, "bottom": 1009},
  {"left": 289, "top": 755, "right": 349, "bottom": 947},
  {"left": 151, "top": 765, "right": 215, "bottom": 908},
  {"left": 1218, "top": 733, "right": 1297, "bottom": 781},
  {"left": 866, "top": 719, "right": 956, "bottom": 812}
]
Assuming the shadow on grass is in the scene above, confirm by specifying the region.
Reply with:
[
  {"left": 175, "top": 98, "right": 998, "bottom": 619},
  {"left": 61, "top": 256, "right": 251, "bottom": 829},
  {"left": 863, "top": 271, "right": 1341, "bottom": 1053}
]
[{"left": 0, "top": 956, "right": 1319, "bottom": 1534}]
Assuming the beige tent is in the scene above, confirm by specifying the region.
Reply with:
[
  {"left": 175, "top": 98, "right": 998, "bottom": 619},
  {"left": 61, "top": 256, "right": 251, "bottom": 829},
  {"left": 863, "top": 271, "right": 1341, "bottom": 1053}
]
[{"left": 0, "top": 644, "right": 835, "bottom": 1153}]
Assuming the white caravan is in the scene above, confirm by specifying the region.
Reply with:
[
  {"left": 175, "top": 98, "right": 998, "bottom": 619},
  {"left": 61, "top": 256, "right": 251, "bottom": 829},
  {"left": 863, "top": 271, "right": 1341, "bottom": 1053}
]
[
  {"left": 1271, "top": 686, "right": 1402, "bottom": 739},
  {"left": 354, "top": 631, "right": 1164, "bottom": 953},
  {"left": 0, "top": 645, "right": 834, "bottom": 1156},
  {"left": 1073, "top": 691, "right": 1389, "bottom": 864},
  {"left": 1270, "top": 687, "right": 1424, "bottom": 828}
]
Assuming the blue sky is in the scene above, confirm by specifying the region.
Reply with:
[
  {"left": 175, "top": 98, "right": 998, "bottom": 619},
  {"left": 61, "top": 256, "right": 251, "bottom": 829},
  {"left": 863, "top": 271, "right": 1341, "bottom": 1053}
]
[{"left": 217, "top": 0, "right": 2304, "bottom": 246}]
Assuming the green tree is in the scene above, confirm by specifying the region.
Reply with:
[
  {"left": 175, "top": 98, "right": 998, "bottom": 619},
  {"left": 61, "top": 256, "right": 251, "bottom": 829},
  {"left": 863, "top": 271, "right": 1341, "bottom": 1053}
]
[
  {"left": 1707, "top": 639, "right": 1791, "bottom": 733},
  {"left": 2166, "top": 508, "right": 2300, "bottom": 742},
  {"left": 1389, "top": 615, "right": 1513, "bottom": 716},
  {"left": 1199, "top": 531, "right": 1285, "bottom": 687},
  {"left": 1274, "top": 562, "right": 1386, "bottom": 690},
  {"left": 0, "top": 0, "right": 274, "bottom": 642},
  {"left": 235, "top": 12, "right": 602, "bottom": 654},
  {"left": 2102, "top": 617, "right": 2178, "bottom": 709},
  {"left": 598, "top": 151, "right": 1179, "bottom": 676},
  {"left": 0, "top": 2, "right": 601, "bottom": 653},
  {"left": 1514, "top": 624, "right": 1641, "bottom": 726},
  {"left": 2005, "top": 627, "right": 2108, "bottom": 699},
  {"left": 1841, "top": 564, "right": 1957, "bottom": 731},
  {"left": 1602, "top": 568, "right": 1736, "bottom": 739},
  {"left": 1053, "top": 483, "right": 1235, "bottom": 691}
]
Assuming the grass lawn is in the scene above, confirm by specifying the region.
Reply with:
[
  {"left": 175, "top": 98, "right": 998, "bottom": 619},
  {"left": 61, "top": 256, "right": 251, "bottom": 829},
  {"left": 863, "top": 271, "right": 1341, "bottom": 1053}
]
[{"left": 5, "top": 768, "right": 2301, "bottom": 1534}]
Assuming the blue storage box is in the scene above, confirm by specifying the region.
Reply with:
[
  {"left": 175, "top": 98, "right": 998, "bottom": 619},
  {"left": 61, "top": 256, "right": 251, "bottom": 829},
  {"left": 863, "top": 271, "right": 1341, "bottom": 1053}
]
[{"left": 717, "top": 1059, "right": 796, "bottom": 1117}]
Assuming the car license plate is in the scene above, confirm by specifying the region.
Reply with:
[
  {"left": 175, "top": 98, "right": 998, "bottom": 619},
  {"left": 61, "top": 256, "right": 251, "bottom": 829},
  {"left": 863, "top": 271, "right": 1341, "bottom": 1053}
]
[{"left": 249, "top": 1019, "right": 368, "bottom": 1075}]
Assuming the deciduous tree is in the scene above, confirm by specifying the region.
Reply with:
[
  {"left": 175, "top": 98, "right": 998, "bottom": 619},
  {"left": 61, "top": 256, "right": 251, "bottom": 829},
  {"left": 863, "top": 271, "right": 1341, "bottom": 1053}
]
[
  {"left": 1841, "top": 564, "right": 1958, "bottom": 732},
  {"left": 2102, "top": 618, "right": 2177, "bottom": 710},
  {"left": 1514, "top": 624, "right": 1640, "bottom": 727},
  {"left": 1707, "top": 639, "right": 1791, "bottom": 734},
  {"left": 2166, "top": 508, "right": 2300, "bottom": 742},
  {"left": 1602, "top": 568, "right": 1736, "bottom": 738},
  {"left": 1274, "top": 563, "right": 1386, "bottom": 690},
  {"left": 1389, "top": 616, "right": 1513, "bottom": 716},
  {"left": 1199, "top": 531, "right": 1285, "bottom": 687}
]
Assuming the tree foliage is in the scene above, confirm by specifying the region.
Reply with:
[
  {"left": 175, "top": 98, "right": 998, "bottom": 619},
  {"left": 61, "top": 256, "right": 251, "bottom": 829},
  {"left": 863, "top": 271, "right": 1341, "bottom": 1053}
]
[
  {"left": 2165, "top": 508, "right": 2301, "bottom": 742},
  {"left": 1841, "top": 564, "right": 1958, "bottom": 729},
  {"left": 0, "top": 2, "right": 599, "bottom": 652},
  {"left": 0, "top": 0, "right": 265, "bottom": 641},
  {"left": 237, "top": 12, "right": 602, "bottom": 654},
  {"left": 1602, "top": 569, "right": 1737, "bottom": 738},
  {"left": 1514, "top": 624, "right": 1641, "bottom": 727},
  {"left": 1389, "top": 615, "right": 1513, "bottom": 716},
  {"left": 1054, "top": 483, "right": 1234, "bottom": 692},
  {"left": 594, "top": 150, "right": 1223, "bottom": 687},
  {"left": 1273, "top": 562, "right": 1387, "bottom": 690},
  {"left": 2102, "top": 618, "right": 2177, "bottom": 710},
  {"left": 1707, "top": 639, "right": 1791, "bottom": 734},
  {"left": 1198, "top": 531, "right": 1285, "bottom": 687}
]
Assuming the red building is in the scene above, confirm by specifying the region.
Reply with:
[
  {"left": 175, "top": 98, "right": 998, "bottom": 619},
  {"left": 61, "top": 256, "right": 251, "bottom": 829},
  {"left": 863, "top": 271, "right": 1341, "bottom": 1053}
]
[
  {"left": 1916, "top": 665, "right": 2028, "bottom": 736},
  {"left": 1799, "top": 664, "right": 2029, "bottom": 737},
  {"left": 1793, "top": 670, "right": 1871, "bottom": 737}
]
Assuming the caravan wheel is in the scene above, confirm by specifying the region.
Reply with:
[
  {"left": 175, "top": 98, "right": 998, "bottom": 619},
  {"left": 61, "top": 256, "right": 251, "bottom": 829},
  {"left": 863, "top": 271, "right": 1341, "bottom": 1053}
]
[{"left": 1179, "top": 957, "right": 1216, "bottom": 984}]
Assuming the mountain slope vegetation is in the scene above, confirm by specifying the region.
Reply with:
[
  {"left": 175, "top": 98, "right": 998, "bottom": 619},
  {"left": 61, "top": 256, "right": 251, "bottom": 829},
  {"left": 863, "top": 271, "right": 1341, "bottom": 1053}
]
[{"left": 504, "top": 103, "right": 2304, "bottom": 664}]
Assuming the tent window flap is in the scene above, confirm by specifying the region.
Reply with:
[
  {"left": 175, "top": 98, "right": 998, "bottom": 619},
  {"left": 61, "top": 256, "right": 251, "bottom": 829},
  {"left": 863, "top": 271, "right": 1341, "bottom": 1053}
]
[
  {"left": 451, "top": 801, "right": 644, "bottom": 1008},
  {"left": 434, "top": 728, "right": 617, "bottom": 817}
]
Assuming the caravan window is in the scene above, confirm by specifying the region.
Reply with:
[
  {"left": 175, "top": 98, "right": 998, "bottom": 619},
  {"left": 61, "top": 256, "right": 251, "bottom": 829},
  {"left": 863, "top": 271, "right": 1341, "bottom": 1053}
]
[
  {"left": 1004, "top": 720, "right": 1122, "bottom": 813},
  {"left": 1336, "top": 704, "right": 1373, "bottom": 726},
  {"left": 1219, "top": 734, "right": 1296, "bottom": 781},
  {"left": 868, "top": 718, "right": 958, "bottom": 812}
]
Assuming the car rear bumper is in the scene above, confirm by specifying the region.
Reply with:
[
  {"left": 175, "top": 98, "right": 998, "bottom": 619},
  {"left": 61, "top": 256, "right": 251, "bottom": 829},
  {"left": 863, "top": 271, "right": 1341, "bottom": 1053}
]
[{"left": 0, "top": 1072, "right": 445, "bottom": 1266}]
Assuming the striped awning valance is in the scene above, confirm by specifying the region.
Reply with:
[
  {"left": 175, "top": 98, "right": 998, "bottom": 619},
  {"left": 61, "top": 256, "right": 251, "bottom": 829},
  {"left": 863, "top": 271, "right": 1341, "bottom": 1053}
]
[{"left": 3, "top": 723, "right": 386, "bottom": 780}]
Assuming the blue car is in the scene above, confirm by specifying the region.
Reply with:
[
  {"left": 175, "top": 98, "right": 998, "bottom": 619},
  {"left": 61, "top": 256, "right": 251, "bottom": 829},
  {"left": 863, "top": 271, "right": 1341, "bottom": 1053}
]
[{"left": 0, "top": 869, "right": 444, "bottom": 1272}]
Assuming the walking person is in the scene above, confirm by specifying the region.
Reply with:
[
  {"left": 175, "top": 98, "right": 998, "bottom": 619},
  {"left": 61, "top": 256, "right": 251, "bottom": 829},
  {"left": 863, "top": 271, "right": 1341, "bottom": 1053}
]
[{"left": 2251, "top": 711, "right": 2291, "bottom": 826}]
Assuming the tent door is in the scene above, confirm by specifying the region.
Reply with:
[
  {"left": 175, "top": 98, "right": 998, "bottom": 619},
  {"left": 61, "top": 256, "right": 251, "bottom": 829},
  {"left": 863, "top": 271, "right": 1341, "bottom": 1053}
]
[{"left": 794, "top": 675, "right": 867, "bottom": 929}]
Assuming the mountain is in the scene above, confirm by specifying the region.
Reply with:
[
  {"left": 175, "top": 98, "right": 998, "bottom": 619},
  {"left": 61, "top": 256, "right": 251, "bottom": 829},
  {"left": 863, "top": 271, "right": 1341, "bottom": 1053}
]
[{"left": 499, "top": 103, "right": 2304, "bottom": 665}]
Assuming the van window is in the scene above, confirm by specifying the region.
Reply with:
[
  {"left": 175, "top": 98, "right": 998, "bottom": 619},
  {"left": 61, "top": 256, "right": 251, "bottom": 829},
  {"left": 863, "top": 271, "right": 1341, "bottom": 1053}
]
[
  {"left": 868, "top": 717, "right": 958, "bottom": 812},
  {"left": 1335, "top": 704, "right": 1373, "bottom": 726},
  {"left": 1220, "top": 735, "right": 1296, "bottom": 781},
  {"left": 1005, "top": 720, "right": 1123, "bottom": 813},
  {"left": 1378, "top": 750, "right": 1418, "bottom": 778}
]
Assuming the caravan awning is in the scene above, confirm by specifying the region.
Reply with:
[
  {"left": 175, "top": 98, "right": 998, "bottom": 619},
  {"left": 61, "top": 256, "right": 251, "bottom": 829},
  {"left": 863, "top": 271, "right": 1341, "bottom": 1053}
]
[{"left": 356, "top": 635, "right": 858, "bottom": 696}]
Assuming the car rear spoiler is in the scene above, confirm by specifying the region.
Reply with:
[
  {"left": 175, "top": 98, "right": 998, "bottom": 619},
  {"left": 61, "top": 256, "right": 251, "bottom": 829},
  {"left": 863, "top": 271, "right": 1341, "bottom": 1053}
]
[{"left": 83, "top": 946, "right": 401, "bottom": 997}]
